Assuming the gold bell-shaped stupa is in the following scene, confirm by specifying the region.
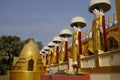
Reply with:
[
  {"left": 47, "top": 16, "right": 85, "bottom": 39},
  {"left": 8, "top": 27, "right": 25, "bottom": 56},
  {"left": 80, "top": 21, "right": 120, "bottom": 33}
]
[{"left": 10, "top": 38, "right": 48, "bottom": 80}]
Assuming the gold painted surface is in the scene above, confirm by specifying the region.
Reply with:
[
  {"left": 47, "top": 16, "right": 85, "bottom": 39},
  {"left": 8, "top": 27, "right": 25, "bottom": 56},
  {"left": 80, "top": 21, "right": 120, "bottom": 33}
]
[
  {"left": 20, "top": 38, "right": 41, "bottom": 58},
  {"left": 64, "top": 69, "right": 76, "bottom": 74},
  {"left": 59, "top": 40, "right": 66, "bottom": 62},
  {"left": 47, "top": 50, "right": 52, "bottom": 65},
  {"left": 42, "top": 54, "right": 46, "bottom": 67},
  {"left": 68, "top": 42, "right": 73, "bottom": 58},
  {"left": 91, "top": 14, "right": 103, "bottom": 52},
  {"left": 115, "top": 0, "right": 120, "bottom": 47},
  {"left": 10, "top": 71, "right": 48, "bottom": 80},
  {"left": 72, "top": 30, "right": 79, "bottom": 62},
  {"left": 106, "top": 25, "right": 118, "bottom": 33},
  {"left": 114, "top": 12, "right": 117, "bottom": 20},
  {"left": 106, "top": 22, "right": 120, "bottom": 50},
  {"left": 108, "top": 16, "right": 112, "bottom": 24},
  {"left": 11, "top": 38, "right": 48, "bottom": 80},
  {"left": 51, "top": 46, "right": 57, "bottom": 64},
  {"left": 107, "top": 31, "right": 120, "bottom": 49},
  {"left": 83, "top": 38, "right": 94, "bottom": 56},
  {"left": 99, "top": 48, "right": 120, "bottom": 57}
]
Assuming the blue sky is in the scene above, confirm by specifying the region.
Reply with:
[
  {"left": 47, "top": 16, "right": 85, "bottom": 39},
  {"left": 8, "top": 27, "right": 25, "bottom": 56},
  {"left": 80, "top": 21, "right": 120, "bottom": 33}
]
[{"left": 0, "top": 0, "right": 116, "bottom": 46}]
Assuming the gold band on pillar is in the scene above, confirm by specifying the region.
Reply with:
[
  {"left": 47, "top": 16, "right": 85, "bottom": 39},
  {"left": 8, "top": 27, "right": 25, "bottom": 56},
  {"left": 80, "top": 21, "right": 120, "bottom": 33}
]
[{"left": 115, "top": 0, "right": 120, "bottom": 47}]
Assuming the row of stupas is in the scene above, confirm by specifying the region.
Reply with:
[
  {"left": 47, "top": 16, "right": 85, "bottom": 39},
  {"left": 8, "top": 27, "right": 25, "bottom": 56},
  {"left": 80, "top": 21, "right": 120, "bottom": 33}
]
[{"left": 10, "top": 0, "right": 120, "bottom": 80}]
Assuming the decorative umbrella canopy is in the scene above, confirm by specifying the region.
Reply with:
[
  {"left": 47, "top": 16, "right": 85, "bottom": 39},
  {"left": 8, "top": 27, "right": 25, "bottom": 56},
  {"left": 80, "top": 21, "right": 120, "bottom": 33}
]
[
  {"left": 59, "top": 28, "right": 72, "bottom": 38},
  {"left": 88, "top": 0, "right": 111, "bottom": 13},
  {"left": 70, "top": 16, "right": 86, "bottom": 28},
  {"left": 52, "top": 36, "right": 62, "bottom": 43},
  {"left": 44, "top": 46, "right": 50, "bottom": 51},
  {"left": 40, "top": 49, "right": 46, "bottom": 54},
  {"left": 47, "top": 41, "right": 55, "bottom": 48}
]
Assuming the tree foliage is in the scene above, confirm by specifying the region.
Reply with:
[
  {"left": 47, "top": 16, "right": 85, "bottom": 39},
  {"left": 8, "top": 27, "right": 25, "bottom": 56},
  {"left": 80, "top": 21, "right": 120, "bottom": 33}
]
[
  {"left": 0, "top": 35, "right": 22, "bottom": 56},
  {"left": 0, "top": 35, "right": 43, "bottom": 57},
  {"left": 36, "top": 41, "right": 43, "bottom": 50}
]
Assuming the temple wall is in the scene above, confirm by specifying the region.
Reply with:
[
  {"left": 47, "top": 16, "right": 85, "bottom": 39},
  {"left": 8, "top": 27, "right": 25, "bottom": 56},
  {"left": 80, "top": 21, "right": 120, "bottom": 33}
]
[
  {"left": 99, "top": 56, "right": 112, "bottom": 66},
  {"left": 59, "top": 63, "right": 68, "bottom": 71},
  {"left": 90, "top": 73, "right": 120, "bottom": 80},
  {"left": 98, "top": 49, "right": 120, "bottom": 66},
  {"left": 90, "top": 73, "right": 110, "bottom": 80},
  {"left": 80, "top": 49, "right": 120, "bottom": 68},
  {"left": 46, "top": 65, "right": 58, "bottom": 72},
  {"left": 109, "top": 73, "right": 120, "bottom": 80},
  {"left": 51, "top": 65, "right": 58, "bottom": 71},
  {"left": 99, "top": 53, "right": 120, "bottom": 66},
  {"left": 81, "top": 56, "right": 95, "bottom": 68}
]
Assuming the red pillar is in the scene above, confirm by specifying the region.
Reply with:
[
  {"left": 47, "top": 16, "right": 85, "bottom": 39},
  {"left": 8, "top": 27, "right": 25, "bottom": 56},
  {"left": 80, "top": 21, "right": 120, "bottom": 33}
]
[
  {"left": 56, "top": 46, "right": 59, "bottom": 63},
  {"left": 64, "top": 41, "right": 68, "bottom": 61},
  {"left": 102, "top": 15, "right": 107, "bottom": 51},
  {"left": 46, "top": 54, "right": 48, "bottom": 65},
  {"left": 78, "top": 31, "right": 82, "bottom": 55}
]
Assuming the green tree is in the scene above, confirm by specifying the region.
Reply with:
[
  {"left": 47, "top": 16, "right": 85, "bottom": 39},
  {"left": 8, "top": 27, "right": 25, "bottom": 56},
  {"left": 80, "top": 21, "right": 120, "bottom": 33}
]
[
  {"left": 36, "top": 41, "right": 43, "bottom": 50},
  {"left": 0, "top": 36, "right": 43, "bottom": 56},
  {"left": 0, "top": 35, "right": 23, "bottom": 56}
]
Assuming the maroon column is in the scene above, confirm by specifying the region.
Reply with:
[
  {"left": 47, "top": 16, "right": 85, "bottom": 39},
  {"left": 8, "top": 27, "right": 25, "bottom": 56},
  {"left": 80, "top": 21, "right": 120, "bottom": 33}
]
[
  {"left": 56, "top": 46, "right": 59, "bottom": 63},
  {"left": 64, "top": 41, "right": 68, "bottom": 61},
  {"left": 78, "top": 31, "right": 82, "bottom": 55},
  {"left": 102, "top": 15, "right": 107, "bottom": 51},
  {"left": 46, "top": 54, "right": 48, "bottom": 65}
]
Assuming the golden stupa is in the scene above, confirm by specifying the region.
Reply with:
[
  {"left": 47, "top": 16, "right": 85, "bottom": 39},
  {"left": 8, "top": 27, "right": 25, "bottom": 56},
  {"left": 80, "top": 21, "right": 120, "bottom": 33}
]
[{"left": 10, "top": 38, "right": 48, "bottom": 80}]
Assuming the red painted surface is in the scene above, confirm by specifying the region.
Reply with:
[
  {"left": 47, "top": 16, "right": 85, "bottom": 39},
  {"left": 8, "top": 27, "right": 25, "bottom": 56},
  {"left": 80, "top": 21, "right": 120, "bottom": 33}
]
[
  {"left": 102, "top": 15, "right": 108, "bottom": 51},
  {"left": 78, "top": 31, "right": 82, "bottom": 55},
  {"left": 41, "top": 74, "right": 90, "bottom": 80},
  {"left": 64, "top": 41, "right": 68, "bottom": 61}
]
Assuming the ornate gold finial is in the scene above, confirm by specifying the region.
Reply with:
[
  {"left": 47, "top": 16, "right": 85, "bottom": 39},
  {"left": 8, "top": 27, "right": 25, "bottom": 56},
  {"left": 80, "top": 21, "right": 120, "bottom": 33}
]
[
  {"left": 113, "top": 12, "right": 117, "bottom": 20},
  {"left": 29, "top": 37, "right": 34, "bottom": 42},
  {"left": 29, "top": 33, "right": 34, "bottom": 42},
  {"left": 108, "top": 16, "right": 112, "bottom": 24}
]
